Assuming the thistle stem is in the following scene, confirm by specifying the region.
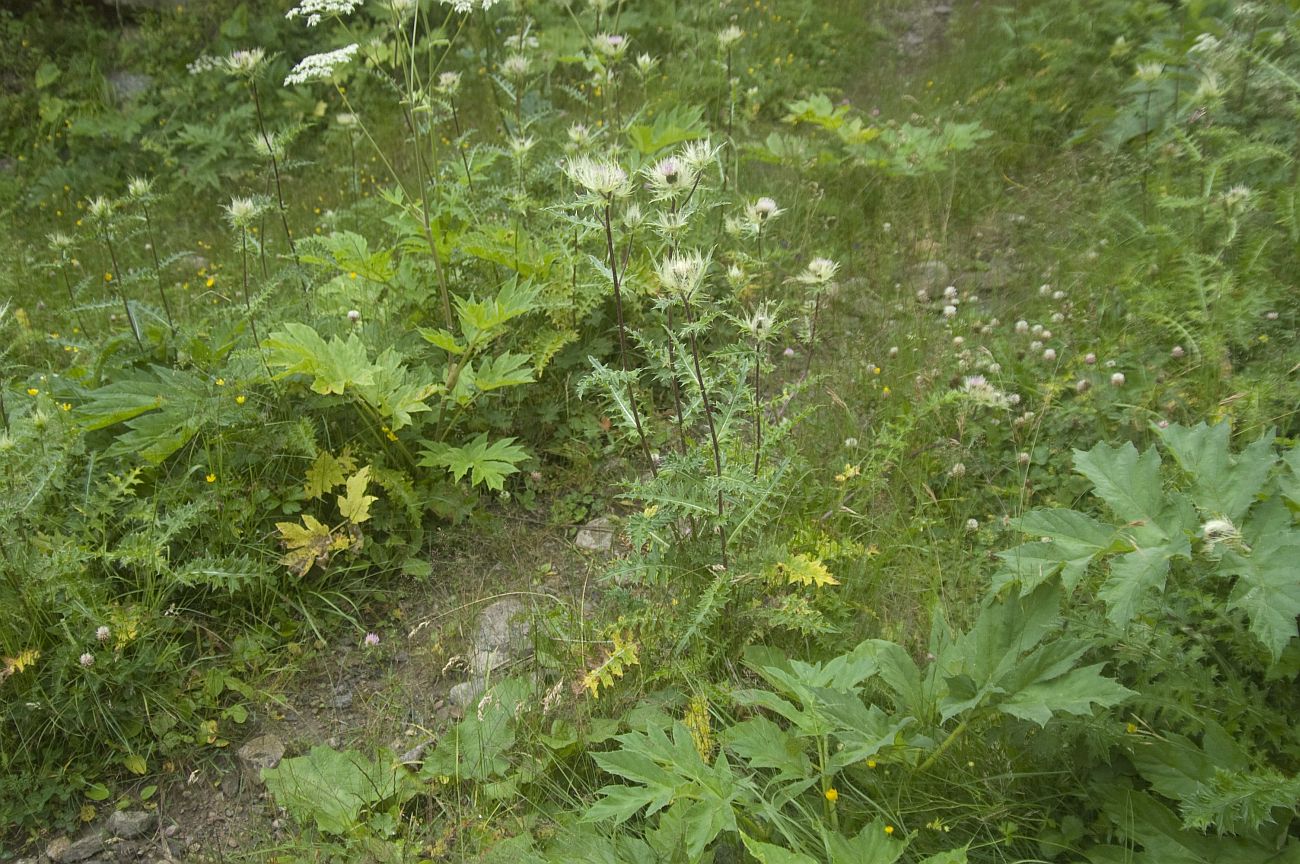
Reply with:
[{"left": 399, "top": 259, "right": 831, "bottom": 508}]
[
  {"left": 249, "top": 81, "right": 303, "bottom": 281},
  {"left": 101, "top": 227, "right": 143, "bottom": 351},
  {"left": 602, "top": 202, "right": 655, "bottom": 476},
  {"left": 680, "top": 294, "right": 728, "bottom": 568},
  {"left": 140, "top": 203, "right": 175, "bottom": 334}
]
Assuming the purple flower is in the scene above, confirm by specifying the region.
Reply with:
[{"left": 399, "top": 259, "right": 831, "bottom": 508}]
[{"left": 364, "top": 632, "right": 380, "bottom": 647}]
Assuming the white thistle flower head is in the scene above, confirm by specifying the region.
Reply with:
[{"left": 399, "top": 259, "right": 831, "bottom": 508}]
[
  {"left": 47, "top": 231, "right": 75, "bottom": 252},
  {"left": 745, "top": 302, "right": 775, "bottom": 340},
  {"left": 284, "top": 43, "right": 359, "bottom": 86},
  {"left": 87, "top": 196, "right": 114, "bottom": 223},
  {"left": 655, "top": 249, "right": 710, "bottom": 299},
  {"left": 652, "top": 209, "right": 689, "bottom": 241},
  {"left": 1201, "top": 517, "right": 1248, "bottom": 554},
  {"left": 643, "top": 155, "right": 695, "bottom": 200},
  {"left": 718, "top": 25, "right": 744, "bottom": 49},
  {"left": 795, "top": 257, "right": 839, "bottom": 287},
  {"left": 746, "top": 196, "right": 782, "bottom": 225},
  {"left": 565, "top": 155, "right": 631, "bottom": 198},
  {"left": 622, "top": 202, "right": 645, "bottom": 229},
  {"left": 1135, "top": 61, "right": 1163, "bottom": 83},
  {"left": 593, "top": 33, "right": 629, "bottom": 60},
  {"left": 567, "top": 123, "right": 593, "bottom": 149},
  {"left": 286, "top": 0, "right": 362, "bottom": 27},
  {"left": 680, "top": 139, "right": 717, "bottom": 175},
  {"left": 1193, "top": 70, "right": 1226, "bottom": 104},
  {"left": 336, "top": 112, "right": 359, "bottom": 128},
  {"left": 223, "top": 48, "right": 267, "bottom": 78},
  {"left": 509, "top": 135, "right": 536, "bottom": 158},
  {"left": 726, "top": 264, "right": 746, "bottom": 288},
  {"left": 224, "top": 195, "right": 267, "bottom": 230},
  {"left": 126, "top": 176, "right": 154, "bottom": 201},
  {"left": 250, "top": 129, "right": 287, "bottom": 161},
  {"left": 502, "top": 53, "right": 531, "bottom": 80},
  {"left": 1221, "top": 184, "right": 1252, "bottom": 213},
  {"left": 943, "top": 285, "right": 958, "bottom": 300},
  {"left": 436, "top": 71, "right": 462, "bottom": 95},
  {"left": 635, "top": 53, "right": 657, "bottom": 76}
]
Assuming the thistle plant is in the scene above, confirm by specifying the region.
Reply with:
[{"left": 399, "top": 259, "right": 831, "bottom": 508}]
[
  {"left": 125, "top": 176, "right": 175, "bottom": 335},
  {"left": 793, "top": 256, "right": 840, "bottom": 380},
  {"left": 86, "top": 196, "right": 143, "bottom": 350},
  {"left": 46, "top": 232, "right": 91, "bottom": 338},
  {"left": 224, "top": 195, "right": 274, "bottom": 380}
]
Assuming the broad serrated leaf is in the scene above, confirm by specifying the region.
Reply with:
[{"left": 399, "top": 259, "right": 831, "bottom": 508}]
[
  {"left": 1074, "top": 441, "right": 1166, "bottom": 528},
  {"left": 276, "top": 514, "right": 334, "bottom": 577},
  {"left": 420, "top": 434, "right": 529, "bottom": 491},
  {"left": 827, "top": 821, "right": 908, "bottom": 864},
  {"left": 264, "top": 323, "right": 374, "bottom": 395},
  {"left": 1156, "top": 422, "right": 1276, "bottom": 521},
  {"left": 263, "top": 746, "right": 401, "bottom": 835},
  {"left": 722, "top": 716, "right": 810, "bottom": 778},
  {"left": 998, "top": 663, "right": 1134, "bottom": 727},
  {"left": 1222, "top": 532, "right": 1300, "bottom": 661},
  {"left": 337, "top": 466, "right": 377, "bottom": 524},
  {"left": 304, "top": 451, "right": 345, "bottom": 500},
  {"left": 740, "top": 834, "right": 819, "bottom": 864},
  {"left": 1099, "top": 545, "right": 1176, "bottom": 627},
  {"left": 776, "top": 553, "right": 839, "bottom": 587}
]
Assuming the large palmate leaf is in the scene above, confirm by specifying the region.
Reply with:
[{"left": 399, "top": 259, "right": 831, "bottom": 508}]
[
  {"left": 420, "top": 434, "right": 529, "bottom": 491},
  {"left": 264, "top": 323, "right": 374, "bottom": 396},
  {"left": 1220, "top": 499, "right": 1300, "bottom": 661},
  {"left": 1074, "top": 441, "right": 1167, "bottom": 530},
  {"left": 262, "top": 746, "right": 407, "bottom": 835},
  {"left": 1156, "top": 422, "right": 1276, "bottom": 521}
]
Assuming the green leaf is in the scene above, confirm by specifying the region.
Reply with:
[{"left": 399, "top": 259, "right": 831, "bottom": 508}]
[
  {"left": 1221, "top": 530, "right": 1300, "bottom": 660},
  {"left": 1156, "top": 422, "right": 1276, "bottom": 521},
  {"left": 827, "top": 821, "right": 908, "bottom": 864},
  {"left": 420, "top": 434, "right": 529, "bottom": 491},
  {"left": 1074, "top": 442, "right": 1166, "bottom": 529},
  {"left": 999, "top": 663, "right": 1135, "bottom": 727},
  {"left": 76, "top": 366, "right": 211, "bottom": 465},
  {"left": 263, "top": 746, "right": 403, "bottom": 835},
  {"left": 123, "top": 754, "right": 147, "bottom": 775},
  {"left": 264, "top": 323, "right": 374, "bottom": 395},
  {"left": 418, "top": 327, "right": 465, "bottom": 355},
  {"left": 1006, "top": 509, "right": 1119, "bottom": 590},
  {"left": 337, "top": 466, "right": 377, "bottom": 524},
  {"left": 722, "top": 717, "right": 810, "bottom": 778},
  {"left": 1099, "top": 545, "right": 1176, "bottom": 627},
  {"left": 740, "top": 833, "right": 819, "bottom": 864},
  {"left": 84, "top": 783, "right": 111, "bottom": 801}
]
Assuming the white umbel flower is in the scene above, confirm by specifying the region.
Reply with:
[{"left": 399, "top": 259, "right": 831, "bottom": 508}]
[
  {"left": 286, "top": 0, "right": 362, "bottom": 26},
  {"left": 285, "top": 44, "right": 359, "bottom": 86}
]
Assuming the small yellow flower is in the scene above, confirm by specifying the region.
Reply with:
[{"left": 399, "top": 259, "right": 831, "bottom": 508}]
[
  {"left": 824, "top": 788, "right": 838, "bottom": 802},
  {"left": 205, "top": 276, "right": 215, "bottom": 288},
  {"left": 383, "top": 426, "right": 398, "bottom": 442},
  {"left": 1126, "top": 722, "right": 1138, "bottom": 734},
  {"left": 27, "top": 388, "right": 39, "bottom": 396},
  {"left": 215, "top": 378, "right": 225, "bottom": 386},
  {"left": 349, "top": 271, "right": 358, "bottom": 280},
  {"left": 205, "top": 473, "right": 216, "bottom": 483},
  {"left": 866, "top": 759, "right": 877, "bottom": 768},
  {"left": 104, "top": 272, "right": 113, "bottom": 282},
  {"left": 881, "top": 386, "right": 891, "bottom": 396},
  {"left": 61, "top": 403, "right": 72, "bottom": 412},
  {"left": 884, "top": 825, "right": 895, "bottom": 836},
  {"left": 235, "top": 394, "right": 246, "bottom": 405}
]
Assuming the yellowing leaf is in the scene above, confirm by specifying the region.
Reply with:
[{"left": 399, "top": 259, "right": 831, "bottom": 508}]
[
  {"left": 1, "top": 649, "right": 40, "bottom": 684},
  {"left": 582, "top": 632, "right": 640, "bottom": 699},
  {"left": 338, "top": 466, "right": 378, "bottom": 524},
  {"left": 124, "top": 754, "right": 147, "bottom": 775},
  {"left": 304, "top": 451, "right": 345, "bottom": 500},
  {"left": 276, "top": 514, "right": 335, "bottom": 577},
  {"left": 776, "top": 553, "right": 839, "bottom": 588}
]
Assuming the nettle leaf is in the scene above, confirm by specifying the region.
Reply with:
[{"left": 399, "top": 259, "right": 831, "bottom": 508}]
[
  {"left": 304, "top": 451, "right": 345, "bottom": 500},
  {"left": 337, "top": 466, "right": 377, "bottom": 524},
  {"left": 420, "top": 434, "right": 529, "bottom": 491},
  {"left": 1156, "top": 422, "right": 1276, "bottom": 521},
  {"left": 1074, "top": 441, "right": 1167, "bottom": 529},
  {"left": 264, "top": 323, "right": 374, "bottom": 395}
]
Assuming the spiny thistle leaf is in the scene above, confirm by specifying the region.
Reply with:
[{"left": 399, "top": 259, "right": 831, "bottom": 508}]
[{"left": 581, "top": 632, "right": 640, "bottom": 699}]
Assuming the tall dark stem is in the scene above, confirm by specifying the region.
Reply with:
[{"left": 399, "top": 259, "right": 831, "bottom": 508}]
[
  {"left": 680, "top": 294, "right": 727, "bottom": 567},
  {"left": 241, "top": 227, "right": 274, "bottom": 383},
  {"left": 450, "top": 102, "right": 474, "bottom": 192},
  {"left": 602, "top": 201, "right": 655, "bottom": 475},
  {"left": 665, "top": 306, "right": 688, "bottom": 456},
  {"left": 250, "top": 81, "right": 303, "bottom": 280},
  {"left": 60, "top": 267, "right": 92, "bottom": 338},
  {"left": 140, "top": 203, "right": 175, "bottom": 334},
  {"left": 101, "top": 227, "right": 143, "bottom": 350},
  {"left": 752, "top": 337, "right": 763, "bottom": 477}
]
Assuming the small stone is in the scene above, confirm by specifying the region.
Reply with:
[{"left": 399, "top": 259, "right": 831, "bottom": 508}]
[
  {"left": 107, "top": 810, "right": 155, "bottom": 839},
  {"left": 164, "top": 825, "right": 179, "bottom": 838},
  {"left": 226, "top": 835, "right": 240, "bottom": 848},
  {"left": 107, "top": 70, "right": 154, "bottom": 103},
  {"left": 328, "top": 689, "right": 353, "bottom": 709},
  {"left": 236, "top": 734, "right": 285, "bottom": 787},
  {"left": 47, "top": 831, "right": 105, "bottom": 863},
  {"left": 912, "top": 260, "right": 950, "bottom": 293},
  {"left": 575, "top": 516, "right": 615, "bottom": 552},
  {"left": 399, "top": 740, "right": 433, "bottom": 764}
]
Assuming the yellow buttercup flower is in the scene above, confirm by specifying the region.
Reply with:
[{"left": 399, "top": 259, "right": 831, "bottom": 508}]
[
  {"left": 824, "top": 788, "right": 838, "bottom": 803},
  {"left": 104, "top": 272, "right": 113, "bottom": 282},
  {"left": 884, "top": 825, "right": 895, "bottom": 836},
  {"left": 205, "top": 473, "right": 216, "bottom": 483},
  {"left": 26, "top": 388, "right": 39, "bottom": 396},
  {"left": 235, "top": 394, "right": 246, "bottom": 405}
]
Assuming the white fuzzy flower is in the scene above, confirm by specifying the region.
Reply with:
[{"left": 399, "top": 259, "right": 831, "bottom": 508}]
[
  {"left": 79, "top": 653, "right": 95, "bottom": 668},
  {"left": 949, "top": 462, "right": 967, "bottom": 479},
  {"left": 565, "top": 156, "right": 631, "bottom": 198},
  {"left": 96, "top": 626, "right": 111, "bottom": 643},
  {"left": 1110, "top": 372, "right": 1126, "bottom": 387},
  {"left": 285, "top": 44, "right": 359, "bottom": 86},
  {"left": 592, "top": 33, "right": 629, "bottom": 60},
  {"left": 718, "top": 25, "right": 744, "bottom": 48},
  {"left": 286, "top": 0, "right": 362, "bottom": 26},
  {"left": 1014, "top": 320, "right": 1029, "bottom": 334},
  {"left": 347, "top": 309, "right": 361, "bottom": 323},
  {"left": 965, "top": 518, "right": 979, "bottom": 532},
  {"left": 655, "top": 249, "right": 709, "bottom": 299},
  {"left": 643, "top": 155, "right": 695, "bottom": 200},
  {"left": 436, "top": 71, "right": 462, "bottom": 94},
  {"left": 1171, "top": 345, "right": 1185, "bottom": 359},
  {"left": 942, "top": 305, "right": 957, "bottom": 318}
]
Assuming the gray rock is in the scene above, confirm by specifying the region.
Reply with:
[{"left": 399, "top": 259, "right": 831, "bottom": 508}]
[
  {"left": 398, "top": 740, "right": 433, "bottom": 764},
  {"left": 912, "top": 260, "right": 950, "bottom": 293},
  {"left": 106, "top": 809, "right": 155, "bottom": 839},
  {"left": 469, "top": 648, "right": 508, "bottom": 677},
  {"left": 575, "top": 516, "right": 615, "bottom": 551},
  {"left": 448, "top": 679, "right": 484, "bottom": 709},
  {"left": 328, "top": 688, "right": 353, "bottom": 709},
  {"left": 107, "top": 70, "right": 154, "bottom": 103},
  {"left": 237, "top": 733, "right": 285, "bottom": 786},
  {"left": 474, "top": 598, "right": 531, "bottom": 656},
  {"left": 46, "top": 831, "right": 104, "bottom": 863}
]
